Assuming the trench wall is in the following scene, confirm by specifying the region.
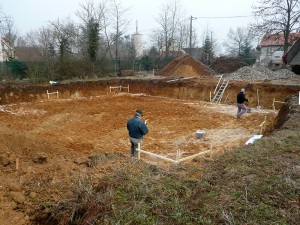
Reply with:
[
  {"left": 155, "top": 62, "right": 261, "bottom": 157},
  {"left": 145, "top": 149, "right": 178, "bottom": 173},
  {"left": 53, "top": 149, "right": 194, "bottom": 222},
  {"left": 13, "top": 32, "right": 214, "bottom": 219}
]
[{"left": 0, "top": 79, "right": 299, "bottom": 109}]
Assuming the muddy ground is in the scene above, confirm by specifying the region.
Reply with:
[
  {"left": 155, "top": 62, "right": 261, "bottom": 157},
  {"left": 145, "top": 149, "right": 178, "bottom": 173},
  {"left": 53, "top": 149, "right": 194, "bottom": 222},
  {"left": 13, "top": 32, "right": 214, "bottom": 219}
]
[{"left": 0, "top": 76, "right": 299, "bottom": 224}]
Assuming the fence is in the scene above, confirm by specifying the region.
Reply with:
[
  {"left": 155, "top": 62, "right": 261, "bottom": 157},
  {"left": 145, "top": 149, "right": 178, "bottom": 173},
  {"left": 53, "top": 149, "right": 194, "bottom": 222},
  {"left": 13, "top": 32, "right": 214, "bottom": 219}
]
[
  {"left": 272, "top": 98, "right": 285, "bottom": 110},
  {"left": 136, "top": 143, "right": 213, "bottom": 164},
  {"left": 109, "top": 85, "right": 130, "bottom": 93},
  {"left": 47, "top": 90, "right": 59, "bottom": 99}
]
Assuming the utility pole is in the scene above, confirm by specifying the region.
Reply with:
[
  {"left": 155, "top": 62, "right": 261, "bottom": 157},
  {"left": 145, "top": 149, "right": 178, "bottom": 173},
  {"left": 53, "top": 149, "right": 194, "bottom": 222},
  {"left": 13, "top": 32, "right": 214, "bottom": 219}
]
[
  {"left": 189, "top": 16, "right": 196, "bottom": 55},
  {"left": 210, "top": 31, "right": 213, "bottom": 65},
  {"left": 115, "top": 20, "right": 119, "bottom": 75}
]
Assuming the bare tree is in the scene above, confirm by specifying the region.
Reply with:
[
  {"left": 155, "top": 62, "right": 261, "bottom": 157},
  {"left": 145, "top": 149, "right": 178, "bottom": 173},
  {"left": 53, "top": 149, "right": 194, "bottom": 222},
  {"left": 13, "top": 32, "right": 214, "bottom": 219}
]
[
  {"left": 0, "top": 14, "right": 18, "bottom": 47},
  {"left": 50, "top": 18, "right": 77, "bottom": 63},
  {"left": 155, "top": 0, "right": 183, "bottom": 58},
  {"left": 109, "top": 0, "right": 130, "bottom": 73},
  {"left": 76, "top": 0, "right": 107, "bottom": 62},
  {"left": 224, "top": 27, "right": 253, "bottom": 57},
  {"left": 252, "top": 0, "right": 300, "bottom": 52},
  {"left": 17, "top": 27, "right": 55, "bottom": 59},
  {"left": 36, "top": 27, "right": 56, "bottom": 59},
  {"left": 177, "top": 23, "right": 189, "bottom": 49},
  {"left": 150, "top": 30, "right": 164, "bottom": 57},
  {"left": 177, "top": 19, "right": 198, "bottom": 51},
  {"left": 223, "top": 26, "right": 256, "bottom": 64}
]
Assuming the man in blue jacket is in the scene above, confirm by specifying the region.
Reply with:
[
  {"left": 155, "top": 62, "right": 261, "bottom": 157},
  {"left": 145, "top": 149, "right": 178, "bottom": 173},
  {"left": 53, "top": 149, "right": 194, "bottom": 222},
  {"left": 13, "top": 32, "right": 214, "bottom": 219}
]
[{"left": 127, "top": 109, "right": 149, "bottom": 157}]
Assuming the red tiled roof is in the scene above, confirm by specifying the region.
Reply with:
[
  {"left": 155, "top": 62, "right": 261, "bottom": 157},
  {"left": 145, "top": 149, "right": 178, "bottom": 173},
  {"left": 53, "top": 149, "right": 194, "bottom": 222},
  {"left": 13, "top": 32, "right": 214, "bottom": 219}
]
[{"left": 260, "top": 33, "right": 300, "bottom": 47}]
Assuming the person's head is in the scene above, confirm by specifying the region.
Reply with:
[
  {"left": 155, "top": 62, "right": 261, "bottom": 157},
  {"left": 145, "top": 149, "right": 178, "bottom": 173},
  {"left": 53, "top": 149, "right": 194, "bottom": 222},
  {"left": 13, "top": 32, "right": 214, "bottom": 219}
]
[
  {"left": 135, "top": 109, "right": 143, "bottom": 117},
  {"left": 240, "top": 88, "right": 245, "bottom": 93}
]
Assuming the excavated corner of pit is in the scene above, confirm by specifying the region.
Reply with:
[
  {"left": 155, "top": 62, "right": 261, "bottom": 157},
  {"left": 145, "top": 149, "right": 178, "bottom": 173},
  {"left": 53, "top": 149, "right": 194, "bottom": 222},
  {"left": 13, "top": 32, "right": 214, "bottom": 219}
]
[{"left": 273, "top": 94, "right": 300, "bottom": 132}]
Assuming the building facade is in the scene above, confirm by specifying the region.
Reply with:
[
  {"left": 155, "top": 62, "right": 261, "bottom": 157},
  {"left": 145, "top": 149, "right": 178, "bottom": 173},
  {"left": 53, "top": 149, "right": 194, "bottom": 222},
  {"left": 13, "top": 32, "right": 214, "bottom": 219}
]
[
  {"left": 0, "top": 37, "right": 15, "bottom": 62},
  {"left": 257, "top": 33, "right": 300, "bottom": 66}
]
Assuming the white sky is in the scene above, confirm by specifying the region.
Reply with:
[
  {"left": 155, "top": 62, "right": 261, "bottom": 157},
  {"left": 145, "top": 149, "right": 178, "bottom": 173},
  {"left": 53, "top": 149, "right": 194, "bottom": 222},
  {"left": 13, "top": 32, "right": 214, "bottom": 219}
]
[{"left": 1, "top": 0, "right": 258, "bottom": 52}]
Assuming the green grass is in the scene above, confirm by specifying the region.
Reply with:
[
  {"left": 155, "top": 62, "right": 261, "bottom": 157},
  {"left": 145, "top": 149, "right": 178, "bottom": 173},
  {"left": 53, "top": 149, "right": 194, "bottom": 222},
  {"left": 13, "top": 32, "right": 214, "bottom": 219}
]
[{"left": 39, "top": 133, "right": 300, "bottom": 225}]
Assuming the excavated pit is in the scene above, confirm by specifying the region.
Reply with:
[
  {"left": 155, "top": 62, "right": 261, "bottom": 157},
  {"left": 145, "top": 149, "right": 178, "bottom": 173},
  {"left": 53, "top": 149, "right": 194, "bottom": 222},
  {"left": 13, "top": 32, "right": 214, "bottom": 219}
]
[
  {"left": 0, "top": 78, "right": 299, "bottom": 155},
  {"left": 0, "top": 77, "right": 299, "bottom": 224}
]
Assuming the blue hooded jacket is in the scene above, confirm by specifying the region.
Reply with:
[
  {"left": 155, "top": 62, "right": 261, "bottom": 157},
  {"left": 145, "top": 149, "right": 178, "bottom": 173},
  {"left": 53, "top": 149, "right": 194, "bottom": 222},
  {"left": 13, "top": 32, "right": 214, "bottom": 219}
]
[{"left": 127, "top": 116, "right": 148, "bottom": 139}]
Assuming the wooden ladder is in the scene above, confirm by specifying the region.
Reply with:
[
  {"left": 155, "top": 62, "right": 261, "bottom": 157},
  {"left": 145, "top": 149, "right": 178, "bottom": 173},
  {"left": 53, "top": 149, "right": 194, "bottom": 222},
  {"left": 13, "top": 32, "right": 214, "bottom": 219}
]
[{"left": 211, "top": 76, "right": 229, "bottom": 103}]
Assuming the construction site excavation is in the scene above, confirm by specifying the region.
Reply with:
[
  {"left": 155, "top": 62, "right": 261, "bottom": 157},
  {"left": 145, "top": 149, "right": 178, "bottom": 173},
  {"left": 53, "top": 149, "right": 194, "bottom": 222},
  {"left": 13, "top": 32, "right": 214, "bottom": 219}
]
[
  {"left": 0, "top": 57, "right": 299, "bottom": 224},
  {"left": 0, "top": 78, "right": 297, "bottom": 160},
  {"left": 0, "top": 82, "right": 277, "bottom": 163}
]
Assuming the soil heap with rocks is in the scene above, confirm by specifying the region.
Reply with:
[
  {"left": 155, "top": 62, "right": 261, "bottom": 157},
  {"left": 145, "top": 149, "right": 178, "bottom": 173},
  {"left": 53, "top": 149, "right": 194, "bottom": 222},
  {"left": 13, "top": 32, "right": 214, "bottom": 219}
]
[
  {"left": 210, "top": 56, "right": 248, "bottom": 74},
  {"left": 224, "top": 65, "right": 296, "bottom": 81},
  {"left": 156, "top": 54, "right": 215, "bottom": 77}
]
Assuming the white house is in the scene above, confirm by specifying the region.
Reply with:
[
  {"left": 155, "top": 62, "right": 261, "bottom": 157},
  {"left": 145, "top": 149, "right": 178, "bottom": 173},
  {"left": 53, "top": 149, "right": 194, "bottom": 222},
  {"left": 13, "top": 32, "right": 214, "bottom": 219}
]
[
  {"left": 257, "top": 33, "right": 300, "bottom": 66},
  {"left": 0, "top": 37, "right": 15, "bottom": 62}
]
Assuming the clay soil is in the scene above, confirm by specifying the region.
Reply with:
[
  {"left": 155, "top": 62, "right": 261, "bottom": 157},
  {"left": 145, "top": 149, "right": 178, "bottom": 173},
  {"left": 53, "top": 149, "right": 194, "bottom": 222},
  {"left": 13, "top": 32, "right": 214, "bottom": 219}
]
[{"left": 0, "top": 77, "right": 299, "bottom": 225}]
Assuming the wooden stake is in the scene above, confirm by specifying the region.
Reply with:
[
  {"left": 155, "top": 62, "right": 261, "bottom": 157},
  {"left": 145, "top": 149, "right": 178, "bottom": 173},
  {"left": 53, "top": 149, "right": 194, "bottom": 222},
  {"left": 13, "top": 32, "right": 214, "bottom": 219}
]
[
  {"left": 138, "top": 149, "right": 178, "bottom": 163},
  {"left": 257, "top": 89, "right": 260, "bottom": 106},
  {"left": 224, "top": 93, "right": 229, "bottom": 103},
  {"left": 137, "top": 143, "right": 141, "bottom": 159},
  {"left": 16, "top": 158, "right": 19, "bottom": 171},
  {"left": 210, "top": 143, "right": 213, "bottom": 158},
  {"left": 177, "top": 150, "right": 210, "bottom": 163},
  {"left": 260, "top": 116, "right": 267, "bottom": 135},
  {"left": 176, "top": 149, "right": 181, "bottom": 161}
]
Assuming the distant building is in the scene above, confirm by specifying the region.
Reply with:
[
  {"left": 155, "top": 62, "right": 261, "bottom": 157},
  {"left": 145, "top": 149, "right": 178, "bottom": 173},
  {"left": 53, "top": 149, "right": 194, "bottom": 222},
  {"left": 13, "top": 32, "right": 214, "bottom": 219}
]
[
  {"left": 131, "top": 21, "right": 143, "bottom": 58},
  {"left": 0, "top": 37, "right": 15, "bottom": 61},
  {"left": 182, "top": 48, "right": 203, "bottom": 61},
  {"left": 257, "top": 33, "right": 300, "bottom": 66},
  {"left": 14, "top": 46, "right": 44, "bottom": 62}
]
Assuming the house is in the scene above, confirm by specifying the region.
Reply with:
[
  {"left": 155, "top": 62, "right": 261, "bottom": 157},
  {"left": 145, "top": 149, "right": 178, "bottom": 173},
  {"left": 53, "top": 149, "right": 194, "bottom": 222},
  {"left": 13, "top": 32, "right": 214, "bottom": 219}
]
[
  {"left": 182, "top": 48, "right": 203, "bottom": 61},
  {"left": 257, "top": 33, "right": 300, "bottom": 66},
  {"left": 14, "top": 46, "right": 44, "bottom": 62},
  {"left": 0, "top": 37, "right": 15, "bottom": 61}
]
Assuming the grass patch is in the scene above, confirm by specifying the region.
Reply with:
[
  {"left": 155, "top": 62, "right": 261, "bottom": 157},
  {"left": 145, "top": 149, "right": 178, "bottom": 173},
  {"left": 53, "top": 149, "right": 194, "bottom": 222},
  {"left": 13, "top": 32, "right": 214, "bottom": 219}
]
[{"left": 37, "top": 133, "right": 300, "bottom": 225}]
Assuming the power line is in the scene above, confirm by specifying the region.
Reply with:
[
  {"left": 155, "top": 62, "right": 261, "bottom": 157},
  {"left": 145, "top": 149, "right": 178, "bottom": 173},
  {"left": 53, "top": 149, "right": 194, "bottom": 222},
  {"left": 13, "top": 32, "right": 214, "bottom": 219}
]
[{"left": 193, "top": 15, "right": 253, "bottom": 19}]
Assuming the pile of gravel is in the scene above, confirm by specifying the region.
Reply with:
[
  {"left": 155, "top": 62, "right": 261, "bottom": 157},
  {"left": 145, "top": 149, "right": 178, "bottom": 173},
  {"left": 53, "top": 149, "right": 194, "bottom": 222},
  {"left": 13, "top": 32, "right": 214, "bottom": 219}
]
[
  {"left": 272, "top": 69, "right": 296, "bottom": 79},
  {"left": 223, "top": 66, "right": 295, "bottom": 81}
]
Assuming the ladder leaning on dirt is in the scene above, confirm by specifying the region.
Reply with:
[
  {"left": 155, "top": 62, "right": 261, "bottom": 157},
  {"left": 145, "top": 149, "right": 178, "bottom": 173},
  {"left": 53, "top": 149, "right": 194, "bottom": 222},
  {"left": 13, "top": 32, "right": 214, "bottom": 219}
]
[{"left": 211, "top": 75, "right": 230, "bottom": 103}]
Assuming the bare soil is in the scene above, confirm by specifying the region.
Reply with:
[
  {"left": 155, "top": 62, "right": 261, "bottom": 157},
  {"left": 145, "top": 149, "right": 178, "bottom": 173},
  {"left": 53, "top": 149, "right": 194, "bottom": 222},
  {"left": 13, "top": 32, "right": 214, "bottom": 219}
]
[{"left": 0, "top": 76, "right": 299, "bottom": 224}]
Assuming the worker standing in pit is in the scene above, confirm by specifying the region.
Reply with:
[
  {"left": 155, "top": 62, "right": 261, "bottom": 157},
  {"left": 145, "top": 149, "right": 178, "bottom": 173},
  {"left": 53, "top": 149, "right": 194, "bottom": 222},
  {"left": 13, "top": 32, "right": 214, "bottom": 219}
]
[
  {"left": 237, "top": 88, "right": 249, "bottom": 119},
  {"left": 127, "top": 109, "right": 148, "bottom": 157}
]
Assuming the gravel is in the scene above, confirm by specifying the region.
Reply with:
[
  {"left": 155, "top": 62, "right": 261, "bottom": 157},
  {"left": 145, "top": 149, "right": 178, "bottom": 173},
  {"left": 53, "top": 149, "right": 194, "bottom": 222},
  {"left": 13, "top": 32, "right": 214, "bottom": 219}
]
[{"left": 223, "top": 65, "right": 296, "bottom": 81}]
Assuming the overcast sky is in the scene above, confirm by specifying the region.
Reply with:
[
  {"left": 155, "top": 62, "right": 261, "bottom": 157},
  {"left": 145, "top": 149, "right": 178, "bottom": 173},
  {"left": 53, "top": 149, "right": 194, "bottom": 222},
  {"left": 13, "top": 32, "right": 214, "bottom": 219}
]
[{"left": 1, "top": 0, "right": 258, "bottom": 52}]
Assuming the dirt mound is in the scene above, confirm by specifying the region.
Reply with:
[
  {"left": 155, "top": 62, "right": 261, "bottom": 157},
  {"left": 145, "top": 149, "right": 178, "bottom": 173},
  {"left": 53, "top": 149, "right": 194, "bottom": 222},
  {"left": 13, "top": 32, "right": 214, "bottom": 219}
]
[
  {"left": 156, "top": 54, "right": 215, "bottom": 77},
  {"left": 211, "top": 56, "right": 248, "bottom": 74}
]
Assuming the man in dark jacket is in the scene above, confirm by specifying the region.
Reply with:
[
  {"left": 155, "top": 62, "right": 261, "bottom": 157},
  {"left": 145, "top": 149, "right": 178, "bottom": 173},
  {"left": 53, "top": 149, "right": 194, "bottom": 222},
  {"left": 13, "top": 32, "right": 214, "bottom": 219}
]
[
  {"left": 237, "top": 88, "right": 249, "bottom": 119},
  {"left": 127, "top": 109, "right": 149, "bottom": 157}
]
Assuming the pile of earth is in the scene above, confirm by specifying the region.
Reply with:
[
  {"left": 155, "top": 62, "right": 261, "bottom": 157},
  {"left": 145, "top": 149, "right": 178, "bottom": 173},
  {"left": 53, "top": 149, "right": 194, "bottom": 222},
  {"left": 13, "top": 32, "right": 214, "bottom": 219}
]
[
  {"left": 224, "top": 65, "right": 296, "bottom": 81},
  {"left": 156, "top": 54, "right": 215, "bottom": 77},
  {"left": 210, "top": 56, "right": 248, "bottom": 74}
]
